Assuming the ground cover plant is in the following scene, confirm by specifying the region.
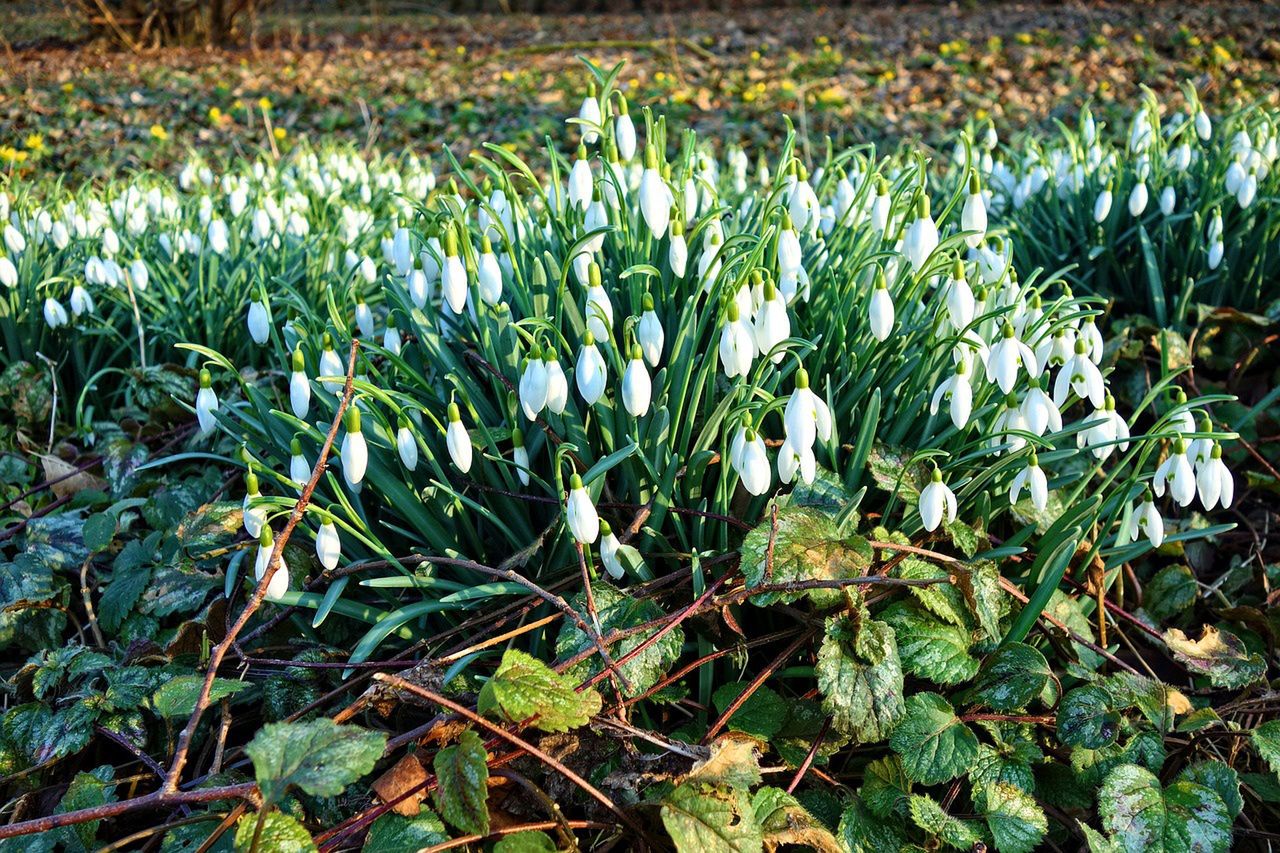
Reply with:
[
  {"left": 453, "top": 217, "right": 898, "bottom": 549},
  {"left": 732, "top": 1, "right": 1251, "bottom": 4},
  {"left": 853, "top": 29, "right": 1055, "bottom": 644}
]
[{"left": 1, "top": 10, "right": 1279, "bottom": 853}]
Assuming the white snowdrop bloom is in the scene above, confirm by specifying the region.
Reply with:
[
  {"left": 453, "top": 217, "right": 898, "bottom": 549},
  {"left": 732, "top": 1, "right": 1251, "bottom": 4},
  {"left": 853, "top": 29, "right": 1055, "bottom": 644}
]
[
  {"left": 129, "top": 258, "right": 149, "bottom": 291},
  {"left": 615, "top": 97, "right": 637, "bottom": 161},
  {"left": 383, "top": 315, "right": 402, "bottom": 356},
  {"left": 194, "top": 369, "right": 219, "bottom": 435},
  {"left": 698, "top": 231, "right": 724, "bottom": 291},
  {"left": 576, "top": 331, "right": 608, "bottom": 406},
  {"left": 565, "top": 474, "right": 599, "bottom": 544},
  {"left": 1208, "top": 240, "right": 1224, "bottom": 270},
  {"left": 512, "top": 429, "right": 531, "bottom": 487},
  {"left": 871, "top": 179, "right": 891, "bottom": 231},
  {"left": 445, "top": 402, "right": 473, "bottom": 473},
  {"left": 394, "top": 415, "right": 418, "bottom": 472},
  {"left": 986, "top": 323, "right": 1039, "bottom": 393},
  {"left": 392, "top": 227, "right": 413, "bottom": 275},
  {"left": 990, "top": 395, "right": 1029, "bottom": 454},
  {"left": 1127, "top": 493, "right": 1164, "bottom": 548},
  {"left": 668, "top": 219, "right": 688, "bottom": 277},
  {"left": 961, "top": 175, "right": 987, "bottom": 248},
  {"left": 598, "top": 521, "right": 627, "bottom": 579},
  {"left": 359, "top": 255, "right": 377, "bottom": 284},
  {"left": 730, "top": 424, "right": 771, "bottom": 496},
  {"left": 408, "top": 268, "right": 429, "bottom": 309},
  {"left": 777, "top": 217, "right": 803, "bottom": 278},
  {"left": 943, "top": 259, "right": 975, "bottom": 330},
  {"left": 1188, "top": 416, "right": 1216, "bottom": 467},
  {"left": 776, "top": 435, "right": 816, "bottom": 486},
  {"left": 1010, "top": 453, "right": 1049, "bottom": 510},
  {"left": 1053, "top": 338, "right": 1105, "bottom": 408},
  {"left": 1079, "top": 395, "right": 1131, "bottom": 460},
  {"left": 638, "top": 294, "right": 664, "bottom": 366},
  {"left": 1238, "top": 171, "right": 1257, "bottom": 208},
  {"left": 1169, "top": 143, "right": 1192, "bottom": 172},
  {"left": 868, "top": 270, "right": 895, "bottom": 342},
  {"left": 783, "top": 368, "right": 833, "bottom": 450},
  {"left": 315, "top": 517, "right": 341, "bottom": 572},
  {"left": 930, "top": 359, "right": 973, "bottom": 430},
  {"left": 789, "top": 167, "right": 820, "bottom": 234},
  {"left": 247, "top": 296, "right": 271, "bottom": 345},
  {"left": 568, "top": 146, "right": 594, "bottom": 211},
  {"left": 1078, "top": 317, "right": 1104, "bottom": 364},
  {"left": 754, "top": 278, "right": 790, "bottom": 363},
  {"left": 902, "top": 196, "right": 939, "bottom": 273},
  {"left": 1153, "top": 439, "right": 1196, "bottom": 507},
  {"left": 319, "top": 335, "right": 346, "bottom": 395},
  {"left": 1195, "top": 109, "right": 1212, "bottom": 141},
  {"left": 1036, "top": 327, "right": 1076, "bottom": 371},
  {"left": 477, "top": 238, "right": 502, "bottom": 306},
  {"left": 354, "top": 297, "right": 374, "bottom": 338},
  {"left": 1225, "top": 160, "right": 1246, "bottom": 195},
  {"left": 288, "top": 348, "right": 311, "bottom": 420},
  {"left": 441, "top": 230, "right": 469, "bottom": 315},
  {"left": 1169, "top": 389, "right": 1196, "bottom": 435},
  {"left": 4, "top": 223, "right": 26, "bottom": 255},
  {"left": 242, "top": 471, "right": 265, "bottom": 539},
  {"left": 622, "top": 345, "right": 652, "bottom": 417},
  {"left": 1093, "top": 187, "right": 1113, "bottom": 223},
  {"left": 1196, "top": 443, "right": 1234, "bottom": 510},
  {"left": 207, "top": 218, "right": 229, "bottom": 255},
  {"left": 69, "top": 285, "right": 94, "bottom": 317},
  {"left": 976, "top": 241, "right": 1008, "bottom": 285},
  {"left": 43, "top": 296, "right": 69, "bottom": 328},
  {"left": 639, "top": 149, "right": 671, "bottom": 239},
  {"left": 285, "top": 435, "right": 309, "bottom": 488},
  {"left": 519, "top": 347, "right": 550, "bottom": 420},
  {"left": 1159, "top": 186, "right": 1176, "bottom": 215},
  {"left": 254, "top": 528, "right": 290, "bottom": 602},
  {"left": 0, "top": 255, "right": 15, "bottom": 288},
  {"left": 340, "top": 407, "right": 369, "bottom": 487},
  {"left": 101, "top": 227, "right": 120, "bottom": 257},
  {"left": 584, "top": 263, "right": 614, "bottom": 341},
  {"left": 544, "top": 352, "right": 569, "bottom": 415},
  {"left": 1128, "top": 181, "right": 1148, "bottom": 216},
  {"left": 1021, "top": 379, "right": 1062, "bottom": 437},
  {"left": 919, "top": 467, "right": 958, "bottom": 532},
  {"left": 576, "top": 87, "right": 602, "bottom": 144},
  {"left": 718, "top": 300, "right": 755, "bottom": 379}
]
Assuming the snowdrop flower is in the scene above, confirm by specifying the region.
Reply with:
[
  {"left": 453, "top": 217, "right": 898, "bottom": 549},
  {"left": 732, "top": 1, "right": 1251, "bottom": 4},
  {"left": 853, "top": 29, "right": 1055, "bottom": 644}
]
[
  {"left": 1078, "top": 317, "right": 1104, "bottom": 364},
  {"left": 698, "top": 230, "right": 724, "bottom": 291},
  {"left": 1010, "top": 453, "right": 1049, "bottom": 510},
  {"left": 1188, "top": 416, "right": 1216, "bottom": 467},
  {"left": 358, "top": 255, "right": 377, "bottom": 284},
  {"left": 1128, "top": 181, "right": 1148, "bottom": 217},
  {"left": 242, "top": 471, "right": 265, "bottom": 539},
  {"left": 943, "top": 259, "right": 975, "bottom": 330},
  {"left": 783, "top": 368, "right": 833, "bottom": 450},
  {"left": 870, "top": 178, "right": 891, "bottom": 232},
  {"left": 4, "top": 223, "right": 25, "bottom": 255},
  {"left": 247, "top": 294, "right": 271, "bottom": 345},
  {"left": 639, "top": 147, "right": 671, "bottom": 238},
  {"left": 565, "top": 474, "right": 599, "bottom": 544},
  {"left": 1153, "top": 439, "right": 1195, "bottom": 507},
  {"left": 598, "top": 521, "right": 626, "bottom": 579},
  {"left": 576, "top": 84, "right": 602, "bottom": 145},
  {"left": 519, "top": 346, "right": 550, "bottom": 420},
  {"left": 544, "top": 351, "right": 569, "bottom": 414},
  {"left": 1021, "top": 378, "right": 1062, "bottom": 436},
  {"left": 1093, "top": 186, "right": 1113, "bottom": 223},
  {"left": 568, "top": 145, "right": 593, "bottom": 210},
  {"left": 512, "top": 429, "right": 530, "bottom": 487},
  {"left": 445, "top": 402, "right": 472, "bottom": 473},
  {"left": 1169, "top": 389, "right": 1195, "bottom": 435},
  {"left": 382, "top": 314, "right": 402, "bottom": 356},
  {"left": 902, "top": 196, "right": 939, "bottom": 273},
  {"left": 1127, "top": 491, "right": 1164, "bottom": 548},
  {"left": 987, "top": 323, "right": 1039, "bottom": 394},
  {"left": 1159, "top": 186, "right": 1176, "bottom": 216},
  {"left": 1037, "top": 327, "right": 1076, "bottom": 371},
  {"left": 622, "top": 344, "right": 652, "bottom": 417},
  {"left": 961, "top": 174, "right": 987, "bottom": 248},
  {"left": 788, "top": 164, "right": 820, "bottom": 234},
  {"left": 1079, "top": 394, "right": 1129, "bottom": 460},
  {"left": 1053, "top": 338, "right": 1105, "bottom": 408},
  {"left": 1195, "top": 109, "right": 1212, "bottom": 141},
  {"left": 477, "top": 235, "right": 503, "bottom": 305},
  {"left": 869, "top": 269, "right": 895, "bottom": 342},
  {"left": 730, "top": 424, "right": 771, "bottom": 496},
  {"left": 315, "top": 515, "right": 341, "bottom": 572},
  {"left": 1238, "top": 170, "right": 1257, "bottom": 208},
  {"left": 70, "top": 284, "right": 94, "bottom": 317},
  {"left": 638, "top": 294, "right": 664, "bottom": 367},
  {"left": 754, "top": 277, "right": 790, "bottom": 363},
  {"left": 392, "top": 227, "right": 414, "bottom": 275},
  {"left": 408, "top": 267, "right": 429, "bottom": 309},
  {"left": 254, "top": 528, "right": 290, "bottom": 602},
  {"left": 1196, "top": 443, "right": 1234, "bottom": 510},
  {"left": 282, "top": 437, "right": 308, "bottom": 489},
  {"left": 207, "top": 218, "right": 229, "bottom": 255},
  {"left": 919, "top": 466, "right": 958, "bottom": 532},
  {"left": 394, "top": 415, "right": 419, "bottom": 472},
  {"left": 668, "top": 216, "right": 688, "bottom": 277},
  {"left": 615, "top": 96, "right": 637, "bottom": 161},
  {"left": 43, "top": 296, "right": 68, "bottom": 328},
  {"left": 354, "top": 295, "right": 375, "bottom": 338},
  {"left": 1225, "top": 160, "right": 1246, "bottom": 196},
  {"left": 930, "top": 359, "right": 973, "bottom": 430},
  {"left": 288, "top": 347, "right": 311, "bottom": 419},
  {"left": 0, "top": 255, "right": 15, "bottom": 288},
  {"left": 584, "top": 263, "right": 614, "bottom": 341},
  {"left": 441, "top": 229, "right": 468, "bottom": 315},
  {"left": 195, "top": 369, "right": 218, "bottom": 435},
  {"left": 341, "top": 407, "right": 368, "bottom": 487},
  {"left": 718, "top": 300, "right": 755, "bottom": 379},
  {"left": 777, "top": 435, "right": 816, "bottom": 485},
  {"left": 569, "top": 330, "right": 607, "bottom": 405}
]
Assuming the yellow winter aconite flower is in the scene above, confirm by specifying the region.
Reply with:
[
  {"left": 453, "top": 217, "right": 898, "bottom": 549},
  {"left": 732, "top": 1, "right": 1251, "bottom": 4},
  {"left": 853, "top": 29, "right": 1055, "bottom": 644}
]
[
  {"left": 273, "top": 127, "right": 287, "bottom": 141},
  {"left": 258, "top": 97, "right": 272, "bottom": 111},
  {"left": 209, "top": 106, "right": 224, "bottom": 122},
  {"left": 150, "top": 124, "right": 169, "bottom": 141},
  {"left": 61, "top": 82, "right": 74, "bottom": 93},
  {"left": 24, "top": 134, "right": 45, "bottom": 154},
  {"left": 1212, "top": 44, "right": 1232, "bottom": 64},
  {"left": 0, "top": 146, "right": 28, "bottom": 164}
]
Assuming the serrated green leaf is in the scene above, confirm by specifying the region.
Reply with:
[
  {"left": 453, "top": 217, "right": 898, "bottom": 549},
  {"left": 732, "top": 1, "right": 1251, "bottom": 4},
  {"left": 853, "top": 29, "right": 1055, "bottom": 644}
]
[
  {"left": 838, "top": 799, "right": 906, "bottom": 853},
  {"left": 881, "top": 602, "right": 979, "bottom": 686},
  {"left": 493, "top": 831, "right": 558, "bottom": 853},
  {"left": 82, "top": 513, "right": 116, "bottom": 552},
  {"left": 741, "top": 507, "right": 873, "bottom": 608},
  {"left": 980, "top": 782, "right": 1047, "bottom": 853},
  {"left": 556, "top": 582, "right": 682, "bottom": 698},
  {"left": 751, "top": 786, "right": 841, "bottom": 852},
  {"left": 1144, "top": 565, "right": 1198, "bottom": 622},
  {"left": 711, "top": 682, "right": 788, "bottom": 741},
  {"left": 1178, "top": 761, "right": 1242, "bottom": 820},
  {"left": 895, "top": 558, "right": 971, "bottom": 628},
  {"left": 908, "top": 794, "right": 983, "bottom": 849},
  {"left": 1253, "top": 720, "right": 1280, "bottom": 777},
  {"left": 477, "top": 648, "right": 602, "bottom": 733},
  {"left": 1099, "top": 763, "right": 1232, "bottom": 853},
  {"left": 246, "top": 718, "right": 386, "bottom": 805},
  {"left": 362, "top": 810, "right": 449, "bottom": 852},
  {"left": 890, "top": 693, "right": 978, "bottom": 785},
  {"left": 860, "top": 755, "right": 912, "bottom": 819},
  {"left": 233, "top": 810, "right": 317, "bottom": 852},
  {"left": 149, "top": 676, "right": 248, "bottom": 720},
  {"left": 956, "top": 560, "right": 1004, "bottom": 641},
  {"left": 660, "top": 781, "right": 763, "bottom": 853},
  {"left": 433, "top": 730, "right": 490, "bottom": 836},
  {"left": 1057, "top": 686, "right": 1119, "bottom": 749},
  {"left": 965, "top": 643, "right": 1051, "bottom": 712},
  {"left": 815, "top": 614, "right": 904, "bottom": 743},
  {"left": 1163, "top": 625, "right": 1266, "bottom": 689},
  {"left": 970, "top": 743, "right": 1038, "bottom": 806}
]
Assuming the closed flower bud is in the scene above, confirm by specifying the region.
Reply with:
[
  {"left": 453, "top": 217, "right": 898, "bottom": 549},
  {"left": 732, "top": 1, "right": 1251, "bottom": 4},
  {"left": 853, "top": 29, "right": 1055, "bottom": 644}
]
[
  {"left": 289, "top": 347, "right": 311, "bottom": 418},
  {"left": 44, "top": 296, "right": 68, "bottom": 328},
  {"left": 315, "top": 515, "right": 342, "bottom": 571},
  {"left": 576, "top": 331, "right": 608, "bottom": 405},
  {"left": 254, "top": 527, "right": 290, "bottom": 601},
  {"left": 242, "top": 470, "right": 265, "bottom": 539},
  {"left": 512, "top": 428, "right": 531, "bottom": 487},
  {"left": 622, "top": 344, "right": 652, "bottom": 417},
  {"left": 638, "top": 293, "right": 664, "bottom": 366},
  {"left": 869, "top": 269, "right": 894, "bottom": 342},
  {"left": 446, "top": 402, "right": 472, "bottom": 473},
  {"left": 195, "top": 368, "right": 218, "bottom": 435},
  {"left": 565, "top": 473, "right": 599, "bottom": 544},
  {"left": 247, "top": 296, "right": 271, "bottom": 345},
  {"left": 341, "top": 407, "right": 368, "bottom": 487},
  {"left": 289, "top": 437, "right": 310, "bottom": 488}
]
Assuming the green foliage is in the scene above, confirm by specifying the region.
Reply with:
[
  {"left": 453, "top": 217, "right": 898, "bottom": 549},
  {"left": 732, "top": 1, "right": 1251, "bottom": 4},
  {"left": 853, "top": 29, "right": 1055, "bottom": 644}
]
[
  {"left": 815, "top": 613, "right": 905, "bottom": 742},
  {"left": 433, "top": 730, "right": 490, "bottom": 836},
  {"left": 1097, "top": 764, "right": 1233, "bottom": 852},
  {"left": 477, "top": 648, "right": 603, "bottom": 732},
  {"left": 246, "top": 718, "right": 386, "bottom": 806},
  {"left": 233, "top": 810, "right": 317, "bottom": 853},
  {"left": 362, "top": 810, "right": 449, "bottom": 852},
  {"left": 889, "top": 693, "right": 978, "bottom": 785}
]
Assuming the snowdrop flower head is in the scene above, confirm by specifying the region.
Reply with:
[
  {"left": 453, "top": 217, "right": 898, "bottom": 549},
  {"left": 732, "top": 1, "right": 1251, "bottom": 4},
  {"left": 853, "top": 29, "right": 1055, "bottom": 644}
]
[
  {"left": 1153, "top": 438, "right": 1195, "bottom": 507},
  {"left": 783, "top": 368, "right": 833, "bottom": 449},
  {"left": 315, "top": 514, "right": 341, "bottom": 572},
  {"left": 614, "top": 94, "right": 637, "bottom": 161},
  {"left": 730, "top": 424, "right": 771, "bottom": 496},
  {"left": 195, "top": 368, "right": 218, "bottom": 435},
  {"left": 289, "top": 347, "right": 311, "bottom": 419},
  {"left": 1009, "top": 453, "right": 1049, "bottom": 510},
  {"left": 919, "top": 466, "right": 958, "bottom": 532},
  {"left": 254, "top": 528, "right": 290, "bottom": 602},
  {"left": 565, "top": 473, "right": 599, "bottom": 544},
  {"left": 446, "top": 402, "right": 473, "bottom": 473},
  {"left": 247, "top": 293, "right": 271, "bottom": 345},
  {"left": 575, "top": 331, "right": 608, "bottom": 405},
  {"left": 441, "top": 227, "right": 469, "bottom": 315},
  {"left": 242, "top": 470, "right": 265, "bottom": 539},
  {"left": 341, "top": 407, "right": 369, "bottom": 487},
  {"left": 512, "top": 428, "right": 530, "bottom": 487},
  {"left": 902, "top": 195, "right": 939, "bottom": 272},
  {"left": 1196, "top": 442, "right": 1234, "bottom": 510},
  {"left": 869, "top": 268, "right": 895, "bottom": 342},
  {"left": 930, "top": 358, "right": 973, "bottom": 430},
  {"left": 622, "top": 344, "right": 652, "bottom": 417},
  {"left": 1127, "top": 489, "right": 1164, "bottom": 548},
  {"left": 961, "top": 173, "right": 988, "bottom": 248},
  {"left": 43, "top": 296, "right": 68, "bottom": 328},
  {"left": 754, "top": 276, "right": 790, "bottom": 362},
  {"left": 718, "top": 299, "right": 756, "bottom": 379},
  {"left": 1053, "top": 338, "right": 1105, "bottom": 408},
  {"left": 544, "top": 350, "right": 569, "bottom": 415},
  {"left": 986, "top": 323, "right": 1039, "bottom": 394},
  {"left": 638, "top": 293, "right": 664, "bottom": 367}
]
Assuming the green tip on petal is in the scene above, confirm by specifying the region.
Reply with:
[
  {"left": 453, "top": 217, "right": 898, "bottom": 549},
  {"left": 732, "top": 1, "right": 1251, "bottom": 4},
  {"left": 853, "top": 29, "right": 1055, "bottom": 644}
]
[
  {"left": 447, "top": 402, "right": 461, "bottom": 422},
  {"left": 599, "top": 519, "right": 613, "bottom": 535},
  {"left": 346, "top": 407, "right": 361, "bottom": 432},
  {"left": 259, "top": 527, "right": 273, "bottom": 547},
  {"left": 290, "top": 437, "right": 302, "bottom": 454},
  {"left": 930, "top": 465, "right": 943, "bottom": 482},
  {"left": 589, "top": 262, "right": 602, "bottom": 288},
  {"left": 199, "top": 368, "right": 211, "bottom": 388},
  {"left": 245, "top": 470, "right": 259, "bottom": 493},
  {"left": 795, "top": 368, "right": 810, "bottom": 389},
  {"left": 583, "top": 330, "right": 595, "bottom": 347},
  {"left": 291, "top": 347, "right": 306, "bottom": 372},
  {"left": 323, "top": 332, "right": 334, "bottom": 349},
  {"left": 642, "top": 293, "right": 655, "bottom": 311},
  {"left": 512, "top": 427, "right": 525, "bottom": 447},
  {"left": 569, "top": 473, "right": 584, "bottom": 490}
]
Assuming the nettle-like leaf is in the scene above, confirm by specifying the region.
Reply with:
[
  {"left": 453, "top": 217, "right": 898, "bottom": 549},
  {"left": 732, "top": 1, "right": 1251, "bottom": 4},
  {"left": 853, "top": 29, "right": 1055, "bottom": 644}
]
[
  {"left": 1103, "top": 672, "right": 1190, "bottom": 734},
  {"left": 477, "top": 648, "right": 602, "bottom": 732},
  {"left": 859, "top": 755, "right": 912, "bottom": 819},
  {"left": 741, "top": 507, "right": 873, "bottom": 608},
  {"left": 493, "top": 830, "right": 558, "bottom": 852},
  {"left": 908, "top": 794, "right": 984, "bottom": 849},
  {"left": 1144, "top": 564, "right": 1198, "bottom": 622},
  {"left": 815, "top": 613, "right": 905, "bottom": 743},
  {"left": 963, "top": 642, "right": 1052, "bottom": 712},
  {"left": 433, "top": 729, "right": 490, "bottom": 836},
  {"left": 955, "top": 560, "right": 1004, "bottom": 642},
  {"left": 687, "top": 736, "right": 763, "bottom": 791},
  {"left": 1098, "top": 763, "right": 1233, "bottom": 853},
  {"left": 233, "top": 810, "right": 317, "bottom": 852},
  {"left": 880, "top": 602, "right": 979, "bottom": 686},
  {"left": 895, "top": 558, "right": 971, "bottom": 628},
  {"left": 556, "top": 582, "right": 682, "bottom": 697},
  {"left": 1162, "top": 625, "right": 1266, "bottom": 689},
  {"left": 245, "top": 718, "right": 386, "bottom": 806},
  {"left": 889, "top": 692, "right": 978, "bottom": 785},
  {"left": 149, "top": 676, "right": 248, "bottom": 720},
  {"left": 970, "top": 741, "right": 1039, "bottom": 803},
  {"left": 838, "top": 799, "right": 906, "bottom": 853},
  {"left": 1178, "top": 761, "right": 1242, "bottom": 820},
  {"left": 711, "top": 683, "right": 789, "bottom": 741},
  {"left": 751, "top": 786, "right": 841, "bottom": 852},
  {"left": 1252, "top": 720, "right": 1280, "bottom": 776},
  {"left": 362, "top": 809, "right": 449, "bottom": 852},
  {"left": 979, "top": 782, "right": 1047, "bottom": 853},
  {"left": 660, "top": 781, "right": 763, "bottom": 853},
  {"left": 1057, "top": 685, "right": 1120, "bottom": 749},
  {"left": 866, "top": 443, "right": 927, "bottom": 504},
  {"left": 773, "top": 698, "right": 849, "bottom": 769}
]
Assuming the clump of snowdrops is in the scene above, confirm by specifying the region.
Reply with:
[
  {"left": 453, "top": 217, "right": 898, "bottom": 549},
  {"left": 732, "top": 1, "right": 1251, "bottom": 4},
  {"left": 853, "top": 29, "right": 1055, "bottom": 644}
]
[{"left": 154, "top": 62, "right": 1240, "bottom": 664}]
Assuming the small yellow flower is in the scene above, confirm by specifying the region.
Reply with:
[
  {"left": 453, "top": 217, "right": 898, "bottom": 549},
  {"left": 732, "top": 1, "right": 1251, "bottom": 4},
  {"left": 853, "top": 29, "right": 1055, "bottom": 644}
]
[
  {"left": 24, "top": 134, "right": 45, "bottom": 154},
  {"left": 273, "top": 127, "right": 286, "bottom": 141},
  {"left": 258, "top": 97, "right": 272, "bottom": 111},
  {"left": 975, "top": 108, "right": 990, "bottom": 121},
  {"left": 455, "top": 45, "right": 466, "bottom": 56},
  {"left": 61, "top": 82, "right": 74, "bottom": 93},
  {"left": 208, "top": 106, "right": 223, "bottom": 122},
  {"left": 1015, "top": 32, "right": 1033, "bottom": 45},
  {"left": 1212, "top": 43, "right": 1232, "bottom": 64},
  {"left": 233, "top": 99, "right": 245, "bottom": 110},
  {"left": 500, "top": 70, "right": 515, "bottom": 83},
  {"left": 150, "top": 124, "right": 169, "bottom": 141}
]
